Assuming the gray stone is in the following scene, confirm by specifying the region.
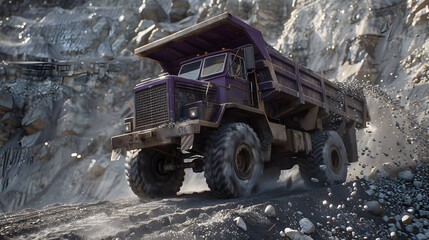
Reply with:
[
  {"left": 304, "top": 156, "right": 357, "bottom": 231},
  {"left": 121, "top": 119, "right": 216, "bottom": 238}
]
[
  {"left": 139, "top": 0, "right": 169, "bottom": 22},
  {"left": 21, "top": 98, "right": 53, "bottom": 134},
  {"left": 405, "top": 224, "right": 414, "bottom": 233},
  {"left": 419, "top": 210, "right": 429, "bottom": 217},
  {"left": 299, "top": 218, "right": 315, "bottom": 234},
  {"left": 0, "top": 92, "right": 13, "bottom": 111},
  {"left": 413, "top": 180, "right": 423, "bottom": 188},
  {"left": 234, "top": 217, "right": 247, "bottom": 231},
  {"left": 416, "top": 233, "right": 427, "bottom": 240},
  {"left": 398, "top": 170, "right": 414, "bottom": 181},
  {"left": 264, "top": 205, "right": 276, "bottom": 218},
  {"left": 284, "top": 228, "right": 314, "bottom": 240},
  {"left": 132, "top": 24, "right": 156, "bottom": 47},
  {"left": 169, "top": 0, "right": 190, "bottom": 22},
  {"left": 148, "top": 28, "right": 170, "bottom": 43},
  {"left": 89, "top": 164, "right": 106, "bottom": 180},
  {"left": 364, "top": 201, "right": 383, "bottom": 215}
]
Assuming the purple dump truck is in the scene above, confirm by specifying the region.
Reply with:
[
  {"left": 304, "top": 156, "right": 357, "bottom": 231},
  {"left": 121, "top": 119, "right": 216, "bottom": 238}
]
[{"left": 111, "top": 13, "right": 369, "bottom": 198}]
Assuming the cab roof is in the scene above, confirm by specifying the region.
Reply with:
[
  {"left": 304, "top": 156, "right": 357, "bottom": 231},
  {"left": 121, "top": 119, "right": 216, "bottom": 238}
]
[{"left": 134, "top": 13, "right": 270, "bottom": 75}]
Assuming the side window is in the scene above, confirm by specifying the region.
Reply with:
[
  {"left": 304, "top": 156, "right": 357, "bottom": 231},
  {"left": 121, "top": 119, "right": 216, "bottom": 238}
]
[{"left": 228, "top": 55, "right": 246, "bottom": 81}]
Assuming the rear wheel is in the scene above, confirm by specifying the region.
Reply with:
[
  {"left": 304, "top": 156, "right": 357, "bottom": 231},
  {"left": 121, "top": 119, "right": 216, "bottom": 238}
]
[
  {"left": 125, "top": 149, "right": 185, "bottom": 198},
  {"left": 299, "top": 130, "right": 348, "bottom": 185},
  {"left": 204, "top": 123, "right": 263, "bottom": 198}
]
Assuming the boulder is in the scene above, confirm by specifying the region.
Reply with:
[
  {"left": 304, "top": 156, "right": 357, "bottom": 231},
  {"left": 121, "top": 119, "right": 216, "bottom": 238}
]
[
  {"left": 169, "top": 0, "right": 190, "bottom": 22},
  {"left": 139, "top": 0, "right": 169, "bottom": 22}
]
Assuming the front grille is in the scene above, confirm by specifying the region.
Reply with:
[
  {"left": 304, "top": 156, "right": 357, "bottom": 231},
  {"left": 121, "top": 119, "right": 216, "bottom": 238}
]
[{"left": 135, "top": 83, "right": 169, "bottom": 130}]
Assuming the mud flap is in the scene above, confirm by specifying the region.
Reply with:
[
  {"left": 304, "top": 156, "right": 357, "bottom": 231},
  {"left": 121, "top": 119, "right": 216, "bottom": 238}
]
[{"left": 181, "top": 134, "right": 194, "bottom": 152}]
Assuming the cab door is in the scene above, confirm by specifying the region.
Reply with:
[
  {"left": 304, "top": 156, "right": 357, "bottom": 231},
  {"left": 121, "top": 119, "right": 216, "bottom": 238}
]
[{"left": 226, "top": 54, "right": 252, "bottom": 106}]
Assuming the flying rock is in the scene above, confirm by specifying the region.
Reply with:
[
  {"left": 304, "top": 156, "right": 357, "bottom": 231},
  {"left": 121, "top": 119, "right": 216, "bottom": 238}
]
[
  {"left": 284, "top": 228, "right": 314, "bottom": 240},
  {"left": 234, "top": 217, "right": 247, "bottom": 231},
  {"left": 299, "top": 218, "right": 315, "bottom": 234},
  {"left": 264, "top": 205, "right": 276, "bottom": 218}
]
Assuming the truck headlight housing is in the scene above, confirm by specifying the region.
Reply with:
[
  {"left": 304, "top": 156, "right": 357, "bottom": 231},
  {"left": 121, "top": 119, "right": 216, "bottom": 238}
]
[
  {"left": 188, "top": 107, "right": 199, "bottom": 119},
  {"left": 124, "top": 117, "right": 133, "bottom": 133}
]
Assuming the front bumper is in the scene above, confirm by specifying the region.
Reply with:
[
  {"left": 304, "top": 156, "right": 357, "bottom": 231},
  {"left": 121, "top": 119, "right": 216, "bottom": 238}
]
[{"left": 111, "top": 120, "right": 211, "bottom": 151}]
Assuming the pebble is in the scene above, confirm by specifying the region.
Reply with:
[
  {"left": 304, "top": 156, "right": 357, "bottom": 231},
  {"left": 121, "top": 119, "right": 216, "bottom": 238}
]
[
  {"left": 319, "top": 165, "right": 326, "bottom": 170},
  {"left": 413, "top": 180, "right": 422, "bottom": 188},
  {"left": 284, "top": 228, "right": 314, "bottom": 240},
  {"left": 299, "top": 218, "right": 315, "bottom": 234},
  {"left": 234, "top": 217, "right": 247, "bottom": 231},
  {"left": 383, "top": 216, "right": 389, "bottom": 222},
  {"left": 365, "top": 189, "right": 374, "bottom": 196},
  {"left": 311, "top": 178, "right": 319, "bottom": 183},
  {"left": 419, "top": 210, "right": 429, "bottom": 217},
  {"left": 405, "top": 224, "right": 414, "bottom": 233},
  {"left": 416, "top": 233, "right": 427, "bottom": 240},
  {"left": 264, "top": 205, "right": 276, "bottom": 218},
  {"left": 402, "top": 215, "right": 412, "bottom": 225},
  {"left": 280, "top": 231, "right": 285, "bottom": 237},
  {"left": 346, "top": 226, "right": 353, "bottom": 232}
]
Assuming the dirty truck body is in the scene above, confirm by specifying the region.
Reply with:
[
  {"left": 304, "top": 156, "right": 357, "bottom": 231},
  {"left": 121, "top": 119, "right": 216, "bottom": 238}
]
[{"left": 112, "top": 13, "right": 368, "bottom": 198}]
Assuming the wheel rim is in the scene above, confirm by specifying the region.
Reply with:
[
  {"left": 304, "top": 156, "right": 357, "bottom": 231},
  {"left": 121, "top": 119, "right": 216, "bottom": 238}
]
[
  {"left": 233, "top": 144, "right": 254, "bottom": 180},
  {"left": 330, "top": 147, "right": 342, "bottom": 174}
]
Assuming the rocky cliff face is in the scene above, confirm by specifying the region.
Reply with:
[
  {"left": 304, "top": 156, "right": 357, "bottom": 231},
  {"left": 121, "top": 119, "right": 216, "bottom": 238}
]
[{"left": 0, "top": 0, "right": 427, "bottom": 212}]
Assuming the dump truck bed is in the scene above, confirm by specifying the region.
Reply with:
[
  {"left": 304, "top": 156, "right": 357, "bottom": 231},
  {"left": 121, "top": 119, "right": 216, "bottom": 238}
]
[{"left": 256, "top": 46, "right": 368, "bottom": 127}]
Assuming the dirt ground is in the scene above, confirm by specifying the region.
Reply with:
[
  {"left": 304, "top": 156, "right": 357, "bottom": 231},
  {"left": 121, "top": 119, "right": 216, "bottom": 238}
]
[{"left": 0, "top": 168, "right": 417, "bottom": 240}]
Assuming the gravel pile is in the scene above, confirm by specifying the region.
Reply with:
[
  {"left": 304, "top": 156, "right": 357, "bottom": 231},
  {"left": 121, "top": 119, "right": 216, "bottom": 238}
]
[{"left": 362, "top": 163, "right": 429, "bottom": 240}]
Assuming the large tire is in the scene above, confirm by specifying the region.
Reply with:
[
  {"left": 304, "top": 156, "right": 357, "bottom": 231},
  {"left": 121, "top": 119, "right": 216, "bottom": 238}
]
[
  {"left": 204, "top": 123, "right": 263, "bottom": 198},
  {"left": 299, "top": 130, "right": 348, "bottom": 185},
  {"left": 125, "top": 149, "right": 185, "bottom": 198}
]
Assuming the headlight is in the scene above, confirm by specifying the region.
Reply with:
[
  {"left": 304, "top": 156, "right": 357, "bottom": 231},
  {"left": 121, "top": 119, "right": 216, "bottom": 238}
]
[
  {"left": 124, "top": 117, "right": 133, "bottom": 133},
  {"left": 124, "top": 122, "right": 131, "bottom": 133},
  {"left": 188, "top": 107, "right": 199, "bottom": 119}
]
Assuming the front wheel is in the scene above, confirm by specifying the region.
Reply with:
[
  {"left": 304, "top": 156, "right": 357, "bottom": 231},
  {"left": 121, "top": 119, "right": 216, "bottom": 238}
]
[
  {"left": 204, "top": 123, "right": 263, "bottom": 198},
  {"left": 125, "top": 149, "right": 185, "bottom": 198},
  {"left": 299, "top": 130, "right": 348, "bottom": 185}
]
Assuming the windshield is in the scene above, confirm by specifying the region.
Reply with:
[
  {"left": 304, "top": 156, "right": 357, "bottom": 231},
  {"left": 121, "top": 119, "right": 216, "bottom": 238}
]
[
  {"left": 201, "top": 54, "right": 226, "bottom": 77},
  {"left": 178, "top": 60, "right": 202, "bottom": 80}
]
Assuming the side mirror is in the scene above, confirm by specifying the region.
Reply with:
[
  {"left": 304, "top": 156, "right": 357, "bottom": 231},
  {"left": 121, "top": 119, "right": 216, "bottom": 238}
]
[{"left": 244, "top": 45, "right": 255, "bottom": 71}]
